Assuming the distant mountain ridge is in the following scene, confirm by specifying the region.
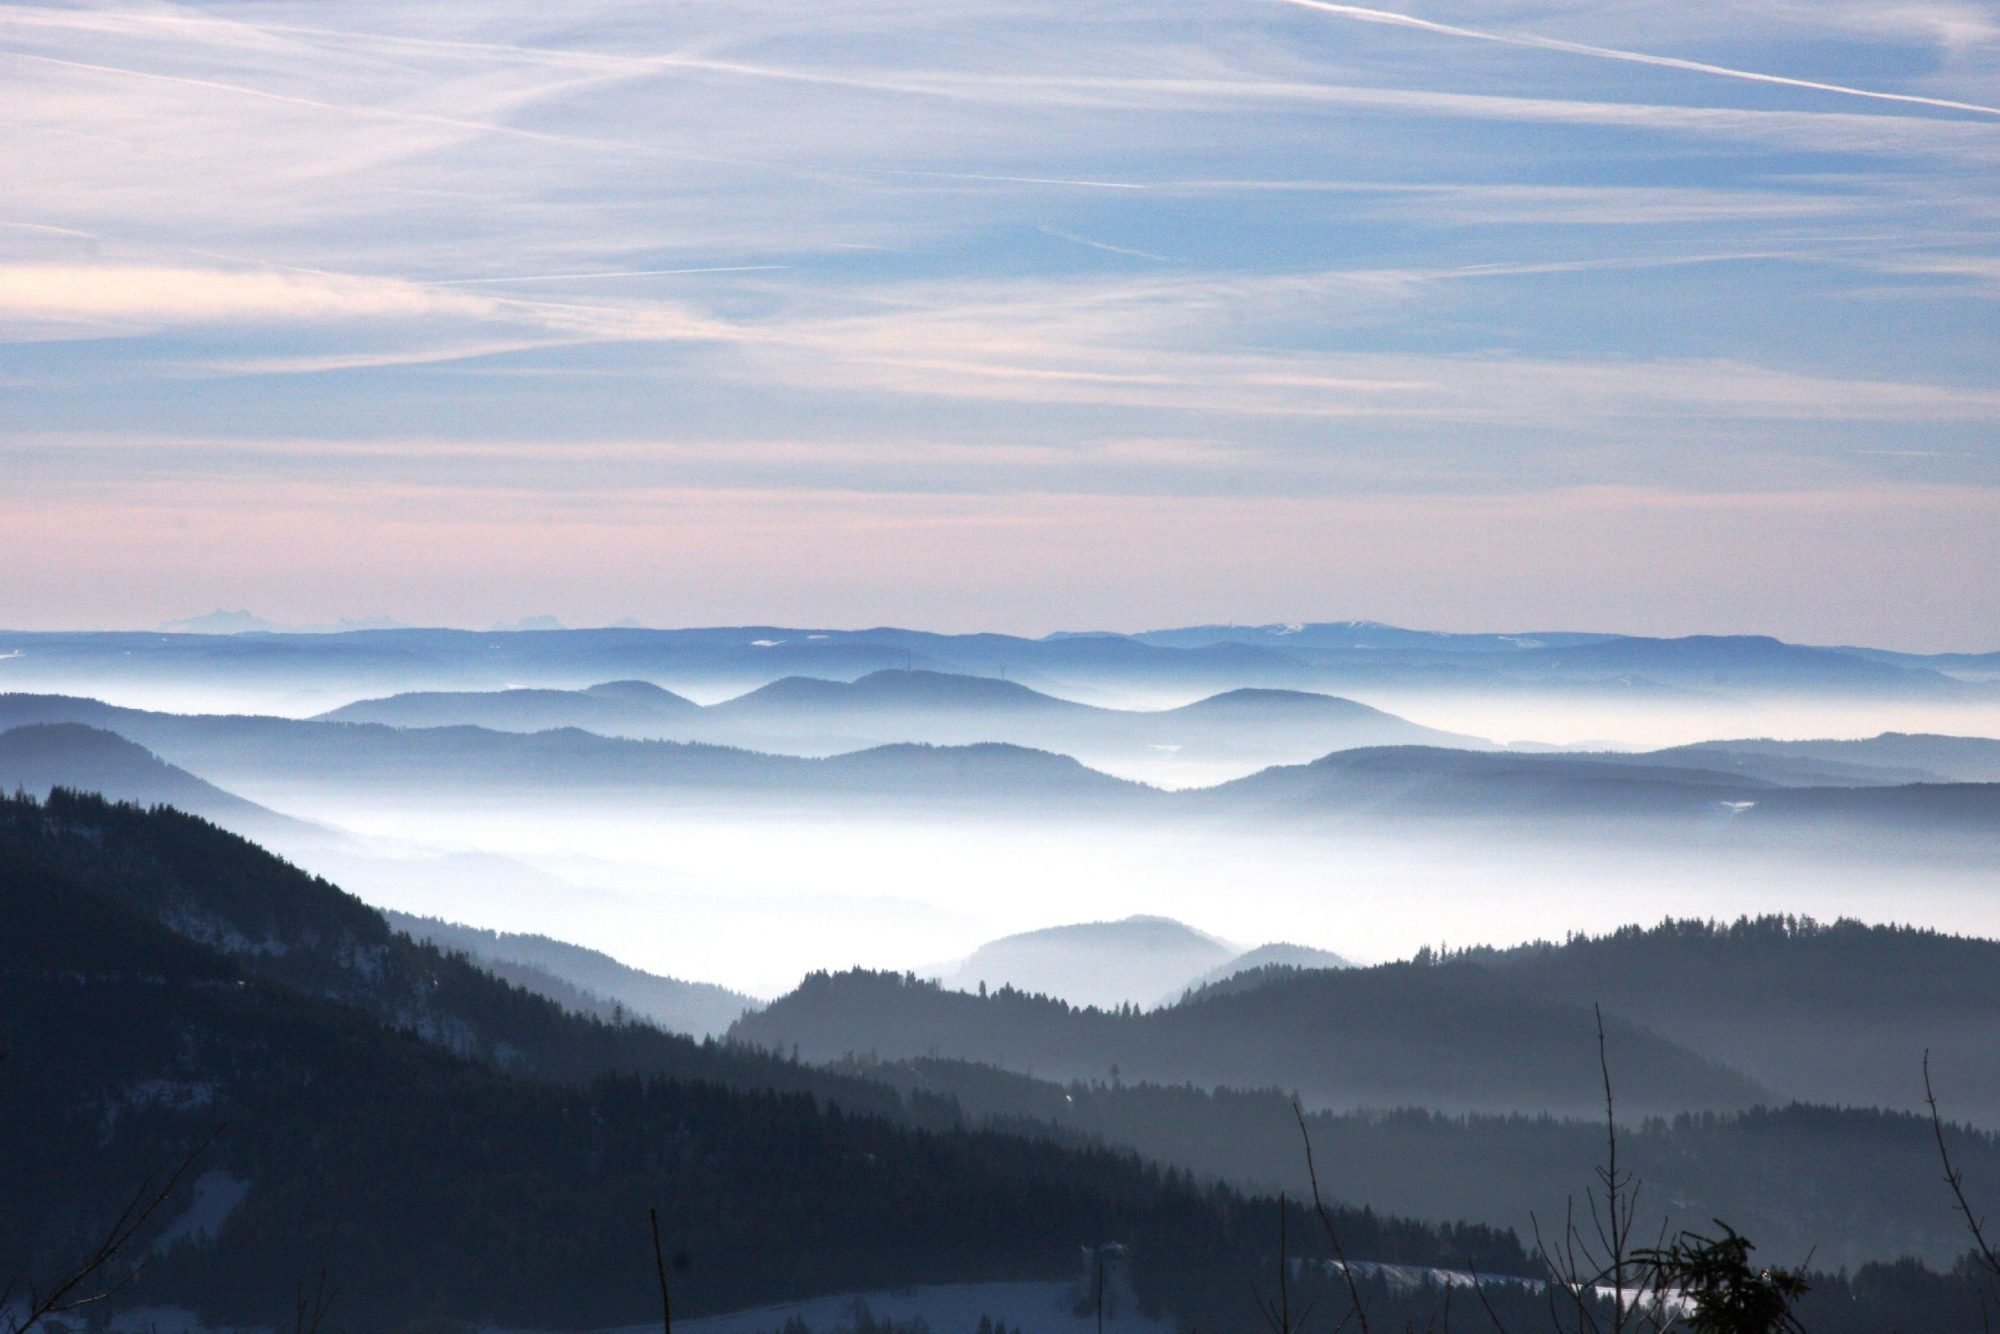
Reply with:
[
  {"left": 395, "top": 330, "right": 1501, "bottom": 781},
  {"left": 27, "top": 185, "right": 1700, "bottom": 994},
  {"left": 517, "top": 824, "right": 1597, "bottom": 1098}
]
[
  {"left": 0, "top": 696, "right": 1156, "bottom": 812},
  {"left": 6, "top": 623, "right": 1991, "bottom": 715},
  {"left": 314, "top": 668, "right": 1483, "bottom": 777},
  {"left": 6, "top": 701, "right": 1998, "bottom": 858}
]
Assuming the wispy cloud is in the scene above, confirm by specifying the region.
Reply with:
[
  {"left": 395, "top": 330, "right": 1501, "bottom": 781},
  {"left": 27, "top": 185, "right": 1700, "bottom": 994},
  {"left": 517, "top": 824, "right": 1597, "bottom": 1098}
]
[
  {"left": 0, "top": 264, "right": 501, "bottom": 328},
  {"left": 3, "top": 0, "right": 1998, "bottom": 632}
]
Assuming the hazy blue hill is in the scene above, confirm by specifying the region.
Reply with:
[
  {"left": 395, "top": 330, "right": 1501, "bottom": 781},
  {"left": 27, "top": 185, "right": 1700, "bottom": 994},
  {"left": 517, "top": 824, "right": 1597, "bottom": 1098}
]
[
  {"left": 1507, "top": 634, "right": 1965, "bottom": 694},
  {"left": 1130, "top": 622, "right": 1614, "bottom": 653},
  {"left": 1835, "top": 646, "right": 2000, "bottom": 680},
  {"left": 0, "top": 792, "right": 1540, "bottom": 1330},
  {"left": 1197, "top": 745, "right": 1773, "bottom": 821},
  {"left": 701, "top": 672, "right": 1475, "bottom": 769},
  {"left": 1613, "top": 744, "right": 1937, "bottom": 786},
  {"left": 1141, "top": 688, "right": 1490, "bottom": 755},
  {"left": 937, "top": 916, "right": 1235, "bottom": 1011},
  {"left": 717, "top": 669, "right": 1088, "bottom": 716},
  {"left": 1164, "top": 686, "right": 1412, "bottom": 720},
  {"left": 1665, "top": 733, "right": 2000, "bottom": 783},
  {"left": 315, "top": 679, "right": 700, "bottom": 733},
  {"left": 1741, "top": 780, "right": 2000, "bottom": 833},
  {"left": 5, "top": 626, "right": 1994, "bottom": 710},
  {"left": 0, "top": 696, "right": 1152, "bottom": 810},
  {"left": 0, "top": 722, "right": 321, "bottom": 846},
  {"left": 732, "top": 964, "right": 1763, "bottom": 1118},
  {"left": 385, "top": 910, "right": 755, "bottom": 1039}
]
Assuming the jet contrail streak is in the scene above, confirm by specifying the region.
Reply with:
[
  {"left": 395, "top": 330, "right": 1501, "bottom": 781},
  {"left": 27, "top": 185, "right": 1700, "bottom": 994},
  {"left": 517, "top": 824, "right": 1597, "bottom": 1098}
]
[{"left": 1273, "top": 0, "right": 2000, "bottom": 120}]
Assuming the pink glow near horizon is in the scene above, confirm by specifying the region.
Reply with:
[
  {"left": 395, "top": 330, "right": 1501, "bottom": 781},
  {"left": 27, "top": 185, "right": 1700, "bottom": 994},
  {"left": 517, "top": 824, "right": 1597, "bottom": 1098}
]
[{"left": 4, "top": 480, "right": 1997, "bottom": 651}]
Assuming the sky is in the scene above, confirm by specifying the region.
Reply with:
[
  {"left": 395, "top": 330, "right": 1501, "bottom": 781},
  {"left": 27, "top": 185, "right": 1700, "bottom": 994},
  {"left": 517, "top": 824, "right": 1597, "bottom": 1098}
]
[{"left": 4, "top": 0, "right": 1999, "bottom": 647}]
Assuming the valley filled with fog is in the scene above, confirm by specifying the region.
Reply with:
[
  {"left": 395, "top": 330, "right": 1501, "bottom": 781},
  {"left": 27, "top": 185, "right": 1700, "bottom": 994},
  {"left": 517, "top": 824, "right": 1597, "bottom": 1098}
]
[{"left": 5, "top": 620, "right": 1998, "bottom": 1000}]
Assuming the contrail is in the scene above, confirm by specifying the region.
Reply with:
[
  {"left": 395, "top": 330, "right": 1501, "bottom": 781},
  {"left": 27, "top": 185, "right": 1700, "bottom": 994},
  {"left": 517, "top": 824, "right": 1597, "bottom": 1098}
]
[
  {"left": 2, "top": 50, "right": 614, "bottom": 145},
  {"left": 1273, "top": 0, "right": 2000, "bottom": 119}
]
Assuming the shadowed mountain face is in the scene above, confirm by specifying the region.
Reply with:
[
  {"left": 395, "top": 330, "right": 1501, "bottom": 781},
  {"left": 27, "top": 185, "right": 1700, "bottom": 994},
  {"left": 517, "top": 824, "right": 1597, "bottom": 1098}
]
[{"left": 731, "top": 964, "right": 1765, "bottom": 1119}]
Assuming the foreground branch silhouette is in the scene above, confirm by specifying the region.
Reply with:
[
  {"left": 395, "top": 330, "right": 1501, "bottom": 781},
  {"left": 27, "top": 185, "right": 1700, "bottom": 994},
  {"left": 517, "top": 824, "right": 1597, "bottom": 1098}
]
[{"left": 3, "top": 1124, "right": 221, "bottom": 1334}]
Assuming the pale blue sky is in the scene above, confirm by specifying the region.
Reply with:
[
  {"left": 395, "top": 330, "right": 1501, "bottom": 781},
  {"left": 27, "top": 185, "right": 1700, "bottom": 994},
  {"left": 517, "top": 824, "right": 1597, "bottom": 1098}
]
[{"left": 4, "top": 0, "right": 1999, "bottom": 645}]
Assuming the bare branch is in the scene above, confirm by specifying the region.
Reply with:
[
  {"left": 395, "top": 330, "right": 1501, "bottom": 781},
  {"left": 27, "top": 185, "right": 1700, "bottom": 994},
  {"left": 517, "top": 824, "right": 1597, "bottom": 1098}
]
[
  {"left": 12, "top": 1124, "right": 223, "bottom": 1333},
  {"left": 649, "top": 1206, "right": 673, "bottom": 1334},
  {"left": 1293, "top": 1098, "right": 1373, "bottom": 1334},
  {"left": 1925, "top": 1050, "right": 2000, "bottom": 1286}
]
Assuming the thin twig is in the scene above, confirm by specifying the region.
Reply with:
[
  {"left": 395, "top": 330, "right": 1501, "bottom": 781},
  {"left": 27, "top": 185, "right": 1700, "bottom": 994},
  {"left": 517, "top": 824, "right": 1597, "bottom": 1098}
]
[
  {"left": 292, "top": 1270, "right": 338, "bottom": 1334},
  {"left": 1595, "top": 1004, "right": 1629, "bottom": 1334},
  {"left": 1294, "top": 1098, "right": 1372, "bottom": 1334},
  {"left": 13, "top": 1125, "right": 222, "bottom": 1333},
  {"left": 1925, "top": 1051, "right": 2000, "bottom": 1285},
  {"left": 649, "top": 1207, "right": 673, "bottom": 1334}
]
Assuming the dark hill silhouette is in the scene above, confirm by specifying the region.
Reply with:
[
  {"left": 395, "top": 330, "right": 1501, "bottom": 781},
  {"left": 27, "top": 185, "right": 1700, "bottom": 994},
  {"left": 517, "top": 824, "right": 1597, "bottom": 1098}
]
[{"left": 731, "top": 964, "right": 1763, "bottom": 1118}]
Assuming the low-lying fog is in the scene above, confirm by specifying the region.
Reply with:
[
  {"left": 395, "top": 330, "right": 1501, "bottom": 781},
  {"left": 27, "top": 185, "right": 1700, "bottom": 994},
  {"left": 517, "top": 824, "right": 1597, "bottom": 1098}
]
[{"left": 276, "top": 799, "right": 2000, "bottom": 1000}]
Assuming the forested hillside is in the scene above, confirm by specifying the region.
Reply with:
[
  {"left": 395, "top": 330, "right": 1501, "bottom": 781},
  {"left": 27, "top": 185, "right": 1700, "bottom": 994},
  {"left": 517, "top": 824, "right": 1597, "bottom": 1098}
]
[{"left": 0, "top": 792, "right": 1550, "bottom": 1329}]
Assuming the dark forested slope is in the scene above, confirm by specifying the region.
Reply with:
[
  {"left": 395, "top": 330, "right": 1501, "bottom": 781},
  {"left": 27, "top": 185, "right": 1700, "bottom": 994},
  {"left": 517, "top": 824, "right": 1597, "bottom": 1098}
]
[{"left": 0, "top": 792, "right": 1543, "bottom": 1329}]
